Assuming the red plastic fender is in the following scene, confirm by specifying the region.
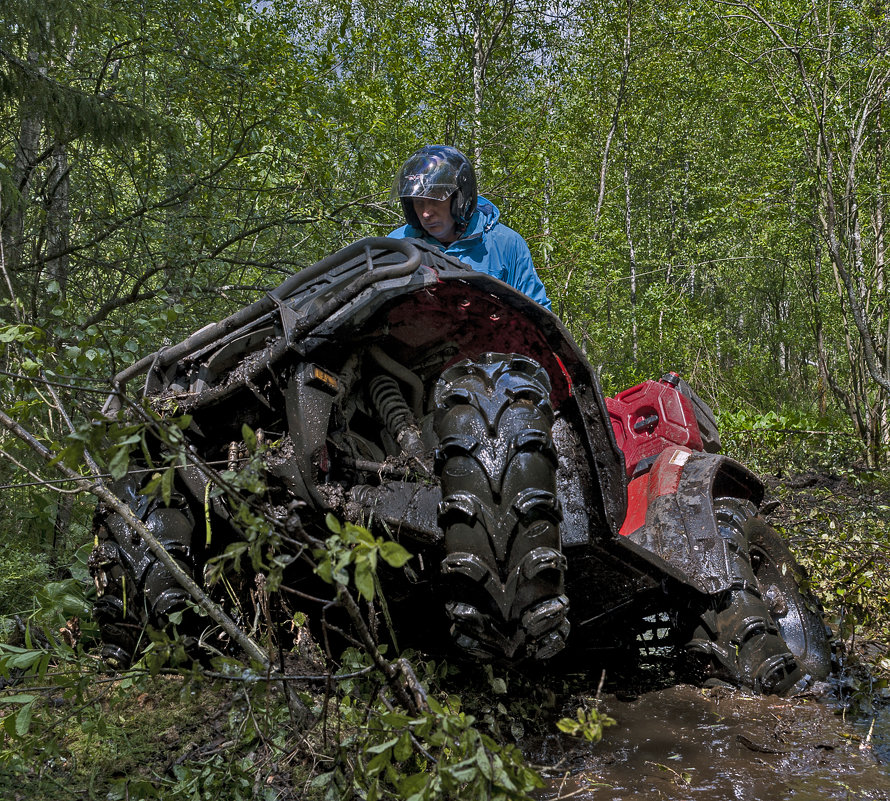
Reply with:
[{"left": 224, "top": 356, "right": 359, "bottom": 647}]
[{"left": 619, "top": 445, "right": 693, "bottom": 537}]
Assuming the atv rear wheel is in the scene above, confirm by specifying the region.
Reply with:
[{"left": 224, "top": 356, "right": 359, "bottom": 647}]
[
  {"left": 90, "top": 475, "right": 198, "bottom": 666},
  {"left": 685, "top": 497, "right": 813, "bottom": 694},
  {"left": 434, "top": 353, "right": 569, "bottom": 661},
  {"left": 746, "top": 516, "right": 832, "bottom": 681}
]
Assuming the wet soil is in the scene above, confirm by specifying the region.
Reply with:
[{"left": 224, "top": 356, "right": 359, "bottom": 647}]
[{"left": 534, "top": 684, "right": 890, "bottom": 800}]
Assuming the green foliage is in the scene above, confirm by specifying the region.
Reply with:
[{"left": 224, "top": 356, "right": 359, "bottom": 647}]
[
  {"left": 0, "top": 639, "right": 546, "bottom": 801},
  {"left": 717, "top": 407, "right": 860, "bottom": 475},
  {"left": 324, "top": 698, "right": 543, "bottom": 801},
  {"left": 1, "top": 539, "right": 94, "bottom": 632},
  {"left": 0, "top": 656, "right": 275, "bottom": 800},
  {"left": 315, "top": 515, "right": 412, "bottom": 602},
  {"left": 108, "top": 755, "right": 281, "bottom": 801},
  {"left": 0, "top": 548, "right": 51, "bottom": 617},
  {"left": 771, "top": 472, "right": 890, "bottom": 638},
  {"left": 556, "top": 706, "right": 617, "bottom": 744},
  {"left": 51, "top": 406, "right": 192, "bottom": 486},
  {"left": 315, "top": 652, "right": 544, "bottom": 801},
  {"left": 0, "top": 0, "right": 887, "bottom": 470},
  {"left": 0, "top": 568, "right": 96, "bottom": 749}
]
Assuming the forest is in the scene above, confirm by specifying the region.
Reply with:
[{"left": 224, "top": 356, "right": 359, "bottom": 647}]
[{"left": 1, "top": 0, "right": 890, "bottom": 798}]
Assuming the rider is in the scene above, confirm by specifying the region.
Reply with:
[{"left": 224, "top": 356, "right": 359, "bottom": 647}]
[{"left": 388, "top": 145, "right": 552, "bottom": 310}]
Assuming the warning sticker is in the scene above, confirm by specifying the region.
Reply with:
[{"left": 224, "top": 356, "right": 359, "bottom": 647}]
[{"left": 669, "top": 449, "right": 691, "bottom": 467}]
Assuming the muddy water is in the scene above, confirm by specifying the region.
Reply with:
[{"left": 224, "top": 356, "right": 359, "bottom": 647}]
[{"left": 534, "top": 684, "right": 890, "bottom": 800}]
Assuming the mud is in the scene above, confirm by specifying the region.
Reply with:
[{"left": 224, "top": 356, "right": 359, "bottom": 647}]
[{"left": 534, "top": 684, "right": 890, "bottom": 800}]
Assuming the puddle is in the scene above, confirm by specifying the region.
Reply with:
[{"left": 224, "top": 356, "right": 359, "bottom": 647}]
[
  {"left": 532, "top": 684, "right": 890, "bottom": 800},
  {"left": 855, "top": 705, "right": 890, "bottom": 764}
]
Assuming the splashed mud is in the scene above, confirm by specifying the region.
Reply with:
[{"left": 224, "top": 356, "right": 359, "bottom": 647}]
[{"left": 533, "top": 684, "right": 890, "bottom": 800}]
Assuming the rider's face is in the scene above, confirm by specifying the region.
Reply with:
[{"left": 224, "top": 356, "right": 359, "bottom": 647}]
[{"left": 413, "top": 196, "right": 458, "bottom": 244}]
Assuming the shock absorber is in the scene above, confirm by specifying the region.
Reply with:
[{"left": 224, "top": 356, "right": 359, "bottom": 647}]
[{"left": 369, "top": 373, "right": 424, "bottom": 459}]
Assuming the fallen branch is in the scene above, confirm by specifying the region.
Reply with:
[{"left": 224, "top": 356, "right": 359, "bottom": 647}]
[{"left": 334, "top": 583, "right": 428, "bottom": 716}]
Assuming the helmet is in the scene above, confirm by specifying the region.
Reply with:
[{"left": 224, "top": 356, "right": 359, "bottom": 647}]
[{"left": 392, "top": 145, "right": 477, "bottom": 231}]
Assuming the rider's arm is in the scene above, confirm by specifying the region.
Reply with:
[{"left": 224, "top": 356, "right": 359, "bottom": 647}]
[{"left": 505, "top": 232, "right": 552, "bottom": 311}]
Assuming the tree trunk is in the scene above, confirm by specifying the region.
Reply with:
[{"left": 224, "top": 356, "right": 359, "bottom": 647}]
[
  {"left": 1, "top": 49, "right": 45, "bottom": 314},
  {"left": 472, "top": 10, "right": 484, "bottom": 173},
  {"left": 623, "top": 121, "right": 638, "bottom": 362},
  {"left": 45, "top": 139, "right": 71, "bottom": 301}
]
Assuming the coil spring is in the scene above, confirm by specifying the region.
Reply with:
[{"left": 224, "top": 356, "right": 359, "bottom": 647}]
[{"left": 369, "top": 374, "right": 414, "bottom": 438}]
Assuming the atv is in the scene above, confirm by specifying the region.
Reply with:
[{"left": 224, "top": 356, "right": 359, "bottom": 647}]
[{"left": 90, "top": 237, "right": 832, "bottom": 694}]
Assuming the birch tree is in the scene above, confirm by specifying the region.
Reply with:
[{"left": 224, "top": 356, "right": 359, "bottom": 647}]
[{"left": 716, "top": 0, "right": 890, "bottom": 464}]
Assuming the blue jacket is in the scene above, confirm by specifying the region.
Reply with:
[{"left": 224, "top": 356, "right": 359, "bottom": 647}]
[{"left": 388, "top": 196, "right": 552, "bottom": 310}]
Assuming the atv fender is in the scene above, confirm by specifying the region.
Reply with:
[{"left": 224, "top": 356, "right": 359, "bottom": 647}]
[
  {"left": 620, "top": 446, "right": 765, "bottom": 595},
  {"left": 280, "top": 364, "right": 339, "bottom": 507}
]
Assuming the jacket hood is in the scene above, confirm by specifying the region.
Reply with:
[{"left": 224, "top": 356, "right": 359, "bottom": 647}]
[{"left": 462, "top": 196, "right": 499, "bottom": 240}]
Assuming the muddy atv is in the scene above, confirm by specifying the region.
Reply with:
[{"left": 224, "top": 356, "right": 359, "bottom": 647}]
[{"left": 90, "top": 237, "right": 832, "bottom": 695}]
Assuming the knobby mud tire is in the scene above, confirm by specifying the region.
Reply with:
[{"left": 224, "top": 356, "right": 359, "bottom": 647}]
[
  {"left": 685, "top": 497, "right": 815, "bottom": 695},
  {"left": 434, "top": 353, "right": 569, "bottom": 662},
  {"left": 89, "top": 475, "right": 198, "bottom": 667},
  {"left": 746, "top": 517, "right": 832, "bottom": 681}
]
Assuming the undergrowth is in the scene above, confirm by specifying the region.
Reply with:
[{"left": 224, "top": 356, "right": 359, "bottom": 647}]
[
  {"left": 0, "top": 636, "right": 557, "bottom": 800},
  {"left": 0, "top": 516, "right": 560, "bottom": 801},
  {"left": 2, "top": 427, "right": 890, "bottom": 800}
]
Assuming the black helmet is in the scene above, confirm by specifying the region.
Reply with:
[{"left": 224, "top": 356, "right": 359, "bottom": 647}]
[{"left": 392, "top": 145, "right": 477, "bottom": 231}]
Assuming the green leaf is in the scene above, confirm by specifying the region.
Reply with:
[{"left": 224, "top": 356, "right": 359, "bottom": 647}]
[
  {"left": 354, "top": 559, "right": 375, "bottom": 601},
  {"left": 242, "top": 424, "right": 257, "bottom": 451},
  {"left": 379, "top": 541, "right": 412, "bottom": 568},
  {"left": 399, "top": 772, "right": 429, "bottom": 799},
  {"left": 366, "top": 736, "right": 400, "bottom": 756},
  {"left": 4, "top": 651, "right": 44, "bottom": 670},
  {"left": 224, "top": 542, "right": 248, "bottom": 557},
  {"left": 475, "top": 743, "right": 493, "bottom": 779},
  {"left": 556, "top": 717, "right": 580, "bottom": 735},
  {"left": 108, "top": 446, "right": 130, "bottom": 480},
  {"left": 0, "top": 693, "right": 38, "bottom": 705},
  {"left": 315, "top": 559, "right": 333, "bottom": 585},
  {"left": 161, "top": 466, "right": 174, "bottom": 506},
  {"left": 325, "top": 514, "right": 342, "bottom": 534},
  {"left": 309, "top": 772, "right": 335, "bottom": 790},
  {"left": 381, "top": 711, "right": 413, "bottom": 728},
  {"left": 0, "top": 324, "right": 40, "bottom": 344},
  {"left": 394, "top": 731, "right": 413, "bottom": 762},
  {"left": 15, "top": 701, "right": 34, "bottom": 737}
]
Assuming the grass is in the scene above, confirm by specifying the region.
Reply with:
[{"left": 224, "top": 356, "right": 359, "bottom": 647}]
[{"left": 0, "top": 666, "right": 321, "bottom": 801}]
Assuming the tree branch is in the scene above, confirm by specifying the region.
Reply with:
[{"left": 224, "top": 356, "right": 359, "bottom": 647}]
[{"left": 0, "top": 406, "right": 312, "bottom": 728}]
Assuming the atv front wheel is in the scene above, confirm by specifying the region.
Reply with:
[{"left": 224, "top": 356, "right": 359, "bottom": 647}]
[
  {"left": 433, "top": 353, "right": 569, "bottom": 662},
  {"left": 684, "top": 497, "right": 819, "bottom": 694}
]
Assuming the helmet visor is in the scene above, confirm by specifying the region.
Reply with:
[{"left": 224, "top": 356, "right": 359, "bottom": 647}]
[{"left": 391, "top": 150, "right": 460, "bottom": 202}]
